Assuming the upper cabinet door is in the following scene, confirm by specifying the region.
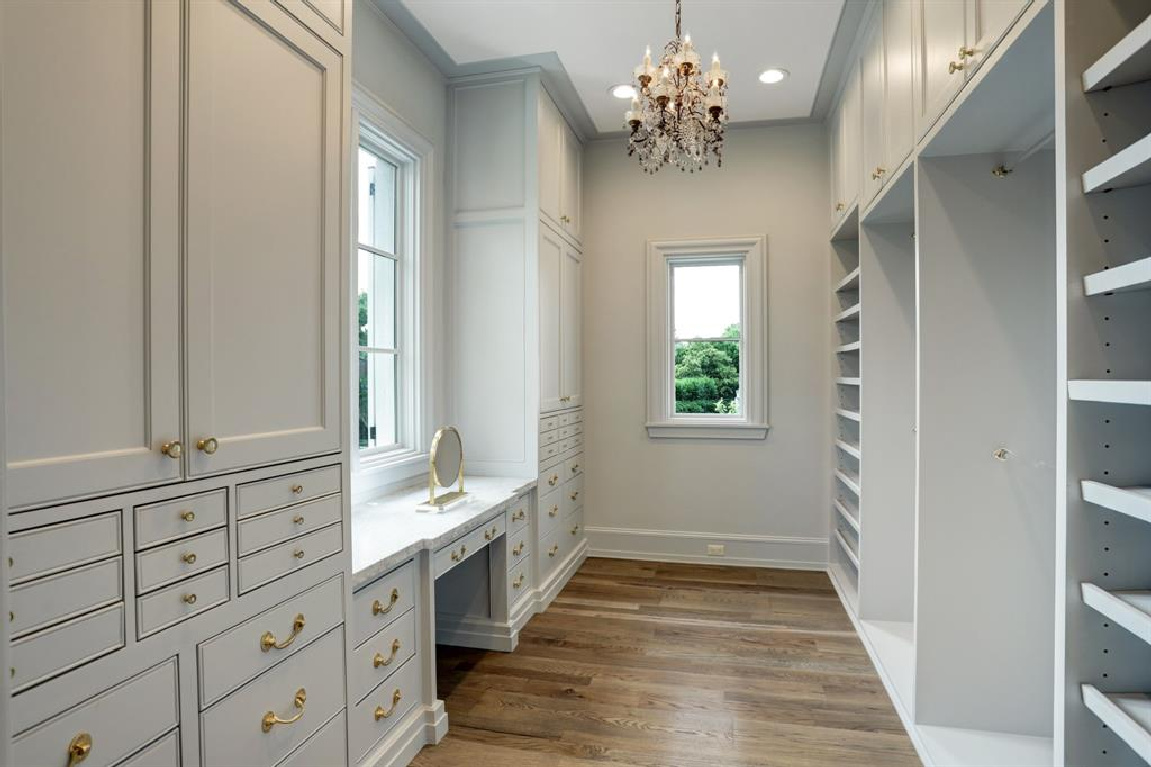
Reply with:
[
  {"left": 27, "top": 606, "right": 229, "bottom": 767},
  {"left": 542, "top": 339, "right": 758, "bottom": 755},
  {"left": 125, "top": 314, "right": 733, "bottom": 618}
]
[
  {"left": 966, "top": 0, "right": 1030, "bottom": 74},
  {"left": 884, "top": 0, "right": 916, "bottom": 170},
  {"left": 916, "top": 0, "right": 967, "bottom": 138},
  {"left": 185, "top": 0, "right": 342, "bottom": 476},
  {"left": 561, "top": 124, "right": 583, "bottom": 244},
  {"left": 538, "top": 93, "right": 563, "bottom": 227},
  {"left": 860, "top": 8, "right": 887, "bottom": 205},
  {"left": 560, "top": 243, "right": 583, "bottom": 409},
  {"left": 1, "top": 0, "right": 183, "bottom": 509},
  {"left": 539, "top": 225, "right": 564, "bottom": 414},
  {"left": 273, "top": 0, "right": 350, "bottom": 52},
  {"left": 828, "top": 103, "right": 843, "bottom": 223},
  {"left": 840, "top": 63, "right": 862, "bottom": 210}
]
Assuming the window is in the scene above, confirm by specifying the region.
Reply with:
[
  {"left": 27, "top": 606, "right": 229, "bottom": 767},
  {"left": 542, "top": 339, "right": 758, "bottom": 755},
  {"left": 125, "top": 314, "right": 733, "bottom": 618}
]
[{"left": 647, "top": 237, "right": 769, "bottom": 439}]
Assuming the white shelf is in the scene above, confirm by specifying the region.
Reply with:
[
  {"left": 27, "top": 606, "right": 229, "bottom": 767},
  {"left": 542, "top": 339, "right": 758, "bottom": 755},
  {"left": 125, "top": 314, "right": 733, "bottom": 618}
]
[
  {"left": 836, "top": 376, "right": 862, "bottom": 387},
  {"left": 1068, "top": 379, "right": 1151, "bottom": 406},
  {"left": 1084, "top": 256, "right": 1151, "bottom": 296},
  {"left": 835, "top": 267, "right": 861, "bottom": 293},
  {"left": 836, "top": 340, "right": 862, "bottom": 353},
  {"left": 1082, "top": 480, "right": 1151, "bottom": 525},
  {"left": 835, "top": 529, "right": 860, "bottom": 569},
  {"left": 834, "top": 497, "right": 860, "bottom": 534},
  {"left": 1082, "top": 583, "right": 1151, "bottom": 646},
  {"left": 836, "top": 469, "right": 861, "bottom": 496},
  {"left": 835, "top": 303, "right": 861, "bottom": 322},
  {"left": 1082, "top": 685, "right": 1151, "bottom": 765},
  {"left": 1084, "top": 15, "right": 1151, "bottom": 92},
  {"left": 836, "top": 408, "right": 861, "bottom": 422},
  {"left": 836, "top": 439, "right": 862, "bottom": 460},
  {"left": 1083, "top": 132, "right": 1151, "bottom": 193}
]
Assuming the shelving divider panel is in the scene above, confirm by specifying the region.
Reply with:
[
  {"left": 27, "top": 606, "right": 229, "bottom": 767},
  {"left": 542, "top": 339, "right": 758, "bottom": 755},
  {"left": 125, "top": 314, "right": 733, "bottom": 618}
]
[
  {"left": 1081, "top": 583, "right": 1151, "bottom": 646},
  {"left": 1082, "top": 685, "right": 1151, "bottom": 764},
  {"left": 1083, "top": 255, "right": 1151, "bottom": 295},
  {"left": 1083, "top": 14, "right": 1151, "bottom": 92},
  {"left": 1082, "top": 132, "right": 1151, "bottom": 193},
  {"left": 1068, "top": 379, "right": 1151, "bottom": 406},
  {"left": 1081, "top": 480, "right": 1151, "bottom": 525}
]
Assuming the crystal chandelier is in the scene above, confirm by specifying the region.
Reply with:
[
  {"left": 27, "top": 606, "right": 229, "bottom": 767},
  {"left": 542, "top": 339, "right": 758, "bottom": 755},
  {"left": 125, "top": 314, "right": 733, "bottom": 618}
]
[{"left": 624, "top": 0, "right": 729, "bottom": 174}]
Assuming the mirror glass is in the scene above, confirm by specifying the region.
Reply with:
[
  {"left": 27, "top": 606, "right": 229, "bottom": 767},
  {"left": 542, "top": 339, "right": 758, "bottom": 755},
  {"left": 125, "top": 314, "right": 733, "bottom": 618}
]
[{"left": 432, "top": 427, "right": 463, "bottom": 487}]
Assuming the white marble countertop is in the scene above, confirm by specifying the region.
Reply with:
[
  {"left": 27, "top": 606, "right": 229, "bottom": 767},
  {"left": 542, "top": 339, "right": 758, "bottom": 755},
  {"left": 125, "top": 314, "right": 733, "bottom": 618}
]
[{"left": 350, "top": 475, "right": 536, "bottom": 589}]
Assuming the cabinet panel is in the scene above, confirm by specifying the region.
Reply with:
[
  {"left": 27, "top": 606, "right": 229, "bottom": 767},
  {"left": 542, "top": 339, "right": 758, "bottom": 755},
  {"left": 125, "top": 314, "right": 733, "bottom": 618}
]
[
  {"left": 916, "top": 0, "right": 967, "bottom": 136},
  {"left": 539, "top": 225, "right": 564, "bottom": 413},
  {"left": 561, "top": 123, "right": 583, "bottom": 243},
  {"left": 1, "top": 0, "right": 182, "bottom": 508},
  {"left": 538, "top": 92, "right": 563, "bottom": 226},
  {"left": 840, "top": 63, "right": 862, "bottom": 209},
  {"left": 966, "top": 0, "right": 1030, "bottom": 73},
  {"left": 828, "top": 102, "right": 843, "bottom": 222},
  {"left": 185, "top": 0, "right": 342, "bottom": 476},
  {"left": 884, "top": 0, "right": 916, "bottom": 170},
  {"left": 860, "top": 9, "right": 887, "bottom": 204},
  {"left": 560, "top": 244, "right": 583, "bottom": 408}
]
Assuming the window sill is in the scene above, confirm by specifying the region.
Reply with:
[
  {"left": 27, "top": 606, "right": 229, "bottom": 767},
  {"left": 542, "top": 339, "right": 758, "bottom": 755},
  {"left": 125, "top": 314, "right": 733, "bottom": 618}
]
[
  {"left": 645, "top": 421, "right": 771, "bottom": 440},
  {"left": 353, "top": 449, "right": 429, "bottom": 503}
]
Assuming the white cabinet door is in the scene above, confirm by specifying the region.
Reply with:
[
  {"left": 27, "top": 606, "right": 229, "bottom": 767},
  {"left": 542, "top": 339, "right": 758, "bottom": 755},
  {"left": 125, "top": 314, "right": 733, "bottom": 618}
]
[
  {"left": 840, "top": 62, "right": 862, "bottom": 210},
  {"left": 966, "top": 0, "right": 1030, "bottom": 74},
  {"left": 828, "top": 103, "right": 844, "bottom": 223},
  {"left": 916, "top": 0, "right": 967, "bottom": 138},
  {"left": 884, "top": 0, "right": 916, "bottom": 170},
  {"left": 185, "top": 0, "right": 342, "bottom": 476},
  {"left": 560, "top": 243, "right": 583, "bottom": 408},
  {"left": 1, "top": 0, "right": 182, "bottom": 508},
  {"left": 860, "top": 9, "right": 887, "bottom": 205},
  {"left": 561, "top": 123, "right": 583, "bottom": 244},
  {"left": 539, "top": 224, "right": 564, "bottom": 414},
  {"left": 538, "top": 92, "right": 563, "bottom": 227}
]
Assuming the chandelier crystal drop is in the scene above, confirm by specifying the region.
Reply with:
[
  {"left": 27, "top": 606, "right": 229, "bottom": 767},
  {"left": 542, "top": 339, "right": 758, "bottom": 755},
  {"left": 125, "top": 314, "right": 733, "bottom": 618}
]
[{"left": 624, "top": 0, "right": 729, "bottom": 174}]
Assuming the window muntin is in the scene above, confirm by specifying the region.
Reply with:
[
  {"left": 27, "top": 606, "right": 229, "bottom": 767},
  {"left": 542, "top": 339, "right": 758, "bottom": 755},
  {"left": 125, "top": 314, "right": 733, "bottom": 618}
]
[{"left": 670, "top": 260, "right": 744, "bottom": 416}]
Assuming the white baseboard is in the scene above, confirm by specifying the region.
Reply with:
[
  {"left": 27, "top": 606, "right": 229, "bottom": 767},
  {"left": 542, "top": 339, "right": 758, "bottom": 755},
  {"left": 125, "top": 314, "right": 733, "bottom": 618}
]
[
  {"left": 586, "top": 526, "right": 828, "bottom": 570},
  {"left": 364, "top": 701, "right": 447, "bottom": 767},
  {"left": 435, "top": 615, "right": 519, "bottom": 652}
]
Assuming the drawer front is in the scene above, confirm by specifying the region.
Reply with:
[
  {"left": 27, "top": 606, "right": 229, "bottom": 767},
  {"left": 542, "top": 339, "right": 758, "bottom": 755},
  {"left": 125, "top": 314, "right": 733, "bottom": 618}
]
[
  {"left": 12, "top": 659, "right": 178, "bottom": 767},
  {"left": 539, "top": 487, "right": 562, "bottom": 538},
  {"left": 120, "top": 729, "right": 180, "bottom": 767},
  {"left": 540, "top": 429, "right": 559, "bottom": 447},
  {"left": 541, "top": 467, "right": 563, "bottom": 493},
  {"left": 277, "top": 711, "right": 345, "bottom": 767},
  {"left": 9, "top": 557, "right": 122, "bottom": 638},
  {"left": 9, "top": 511, "right": 121, "bottom": 583},
  {"left": 238, "top": 522, "right": 343, "bottom": 594},
  {"left": 508, "top": 555, "right": 532, "bottom": 610},
  {"left": 539, "top": 453, "right": 563, "bottom": 474},
  {"left": 135, "top": 490, "right": 226, "bottom": 550},
  {"left": 432, "top": 528, "right": 482, "bottom": 580},
  {"left": 556, "top": 425, "right": 575, "bottom": 440},
  {"left": 561, "top": 474, "right": 584, "bottom": 516},
  {"left": 538, "top": 442, "right": 560, "bottom": 463},
  {"left": 137, "top": 566, "right": 229, "bottom": 639},
  {"left": 237, "top": 465, "right": 341, "bottom": 520},
  {"left": 200, "top": 627, "right": 346, "bottom": 767},
  {"left": 11, "top": 602, "right": 124, "bottom": 691},
  {"left": 506, "top": 496, "right": 530, "bottom": 534},
  {"left": 572, "top": 420, "right": 584, "bottom": 436},
  {"left": 352, "top": 560, "right": 417, "bottom": 648},
  {"left": 136, "top": 527, "right": 228, "bottom": 594},
  {"left": 476, "top": 516, "right": 505, "bottom": 546},
  {"left": 238, "top": 494, "right": 342, "bottom": 556},
  {"left": 349, "top": 655, "right": 420, "bottom": 762},
  {"left": 566, "top": 507, "right": 585, "bottom": 546},
  {"left": 199, "top": 575, "right": 345, "bottom": 706},
  {"left": 350, "top": 607, "right": 417, "bottom": 704},
  {"left": 539, "top": 415, "right": 559, "bottom": 433},
  {"left": 540, "top": 526, "right": 564, "bottom": 583},
  {"left": 508, "top": 527, "right": 531, "bottom": 570},
  {"left": 557, "top": 412, "right": 574, "bottom": 427},
  {"left": 564, "top": 453, "right": 583, "bottom": 481}
]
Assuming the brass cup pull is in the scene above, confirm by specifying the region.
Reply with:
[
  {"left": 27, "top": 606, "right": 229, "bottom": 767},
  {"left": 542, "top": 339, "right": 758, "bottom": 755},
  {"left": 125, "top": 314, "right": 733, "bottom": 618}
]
[
  {"left": 261, "top": 613, "right": 306, "bottom": 652},
  {"left": 160, "top": 441, "right": 182, "bottom": 459},
  {"left": 548, "top": 474, "right": 559, "bottom": 486},
  {"left": 291, "top": 484, "right": 304, "bottom": 494},
  {"left": 549, "top": 545, "right": 559, "bottom": 558},
  {"left": 182, "top": 593, "right": 197, "bottom": 605},
  {"left": 180, "top": 510, "right": 196, "bottom": 522},
  {"left": 181, "top": 552, "right": 197, "bottom": 565},
  {"left": 513, "top": 574, "right": 525, "bottom": 589},
  {"left": 949, "top": 60, "right": 965, "bottom": 75},
  {"left": 373, "top": 589, "right": 400, "bottom": 616},
  {"left": 262, "top": 688, "right": 307, "bottom": 733},
  {"left": 196, "top": 436, "right": 219, "bottom": 455},
  {"left": 374, "top": 689, "right": 403, "bottom": 721},
  {"left": 549, "top": 505, "right": 559, "bottom": 518},
  {"left": 293, "top": 549, "right": 305, "bottom": 560},
  {"left": 513, "top": 542, "right": 524, "bottom": 556},
  {"left": 373, "top": 638, "right": 402, "bottom": 668},
  {"left": 67, "top": 733, "right": 93, "bottom": 766},
  {"left": 293, "top": 515, "right": 305, "bottom": 525}
]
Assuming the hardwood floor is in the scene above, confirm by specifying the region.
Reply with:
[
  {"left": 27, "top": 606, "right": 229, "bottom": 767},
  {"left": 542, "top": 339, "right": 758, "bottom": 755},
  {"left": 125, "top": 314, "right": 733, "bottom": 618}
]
[{"left": 412, "top": 558, "right": 919, "bottom": 767}]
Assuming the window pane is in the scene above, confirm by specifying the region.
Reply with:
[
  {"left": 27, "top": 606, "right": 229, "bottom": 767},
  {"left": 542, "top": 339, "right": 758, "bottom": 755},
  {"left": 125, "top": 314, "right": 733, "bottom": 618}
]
[
  {"left": 358, "top": 247, "right": 395, "bottom": 350},
  {"left": 673, "top": 262, "right": 742, "bottom": 339},
  {"left": 359, "top": 351, "right": 397, "bottom": 449},
  {"left": 674, "top": 339, "right": 741, "bottom": 415},
  {"left": 358, "top": 146, "right": 397, "bottom": 253}
]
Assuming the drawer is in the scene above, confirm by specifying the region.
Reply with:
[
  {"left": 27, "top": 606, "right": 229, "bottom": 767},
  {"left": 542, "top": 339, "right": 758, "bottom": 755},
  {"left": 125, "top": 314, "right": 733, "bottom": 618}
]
[
  {"left": 238, "top": 522, "right": 343, "bottom": 594},
  {"left": 541, "top": 467, "right": 563, "bottom": 493},
  {"left": 352, "top": 560, "right": 417, "bottom": 648},
  {"left": 538, "top": 442, "right": 560, "bottom": 463},
  {"left": 136, "top": 527, "right": 228, "bottom": 594},
  {"left": 12, "top": 659, "right": 178, "bottom": 767},
  {"left": 539, "top": 488, "right": 562, "bottom": 538},
  {"left": 557, "top": 412, "right": 574, "bottom": 427},
  {"left": 199, "top": 575, "right": 345, "bottom": 707},
  {"left": 237, "top": 465, "right": 341, "bottom": 520},
  {"left": 8, "top": 511, "right": 121, "bottom": 584},
  {"left": 10, "top": 602, "right": 124, "bottom": 692},
  {"left": 349, "top": 655, "right": 420, "bottom": 762},
  {"left": 350, "top": 607, "right": 417, "bottom": 704},
  {"left": 277, "top": 711, "right": 345, "bottom": 767},
  {"left": 539, "top": 453, "right": 563, "bottom": 474},
  {"left": 540, "top": 526, "right": 565, "bottom": 584},
  {"left": 508, "top": 555, "right": 532, "bottom": 610},
  {"left": 120, "top": 729, "right": 180, "bottom": 767},
  {"left": 563, "top": 453, "right": 583, "bottom": 481},
  {"left": 238, "top": 494, "right": 342, "bottom": 556},
  {"left": 507, "top": 527, "right": 531, "bottom": 570},
  {"left": 566, "top": 507, "right": 585, "bottom": 545},
  {"left": 200, "top": 627, "right": 346, "bottom": 767},
  {"left": 506, "top": 496, "right": 530, "bottom": 534},
  {"left": 572, "top": 420, "right": 584, "bottom": 435},
  {"left": 561, "top": 474, "right": 584, "bottom": 516},
  {"left": 137, "top": 566, "right": 229, "bottom": 639},
  {"left": 539, "top": 415, "right": 560, "bottom": 433},
  {"left": 556, "top": 425, "right": 575, "bottom": 440},
  {"left": 9, "top": 557, "right": 122, "bottom": 638},
  {"left": 540, "top": 429, "right": 559, "bottom": 447},
  {"left": 432, "top": 522, "right": 495, "bottom": 579},
  {"left": 135, "top": 490, "right": 226, "bottom": 550}
]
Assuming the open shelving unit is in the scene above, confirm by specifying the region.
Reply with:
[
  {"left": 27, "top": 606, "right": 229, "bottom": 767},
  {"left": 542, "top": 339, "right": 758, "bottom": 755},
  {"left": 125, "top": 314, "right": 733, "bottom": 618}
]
[
  {"left": 1084, "top": 15, "right": 1151, "bottom": 92},
  {"left": 1084, "top": 255, "right": 1151, "bottom": 296},
  {"left": 1082, "top": 481, "right": 1151, "bottom": 525},
  {"left": 1068, "top": 379, "right": 1151, "bottom": 406},
  {"left": 1082, "top": 686, "right": 1151, "bottom": 764},
  {"left": 1082, "top": 133, "right": 1151, "bottom": 193}
]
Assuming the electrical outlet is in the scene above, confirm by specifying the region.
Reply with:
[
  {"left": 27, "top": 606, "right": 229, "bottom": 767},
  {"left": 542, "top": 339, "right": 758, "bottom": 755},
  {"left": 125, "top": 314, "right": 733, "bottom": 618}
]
[{"left": 707, "top": 544, "right": 725, "bottom": 556}]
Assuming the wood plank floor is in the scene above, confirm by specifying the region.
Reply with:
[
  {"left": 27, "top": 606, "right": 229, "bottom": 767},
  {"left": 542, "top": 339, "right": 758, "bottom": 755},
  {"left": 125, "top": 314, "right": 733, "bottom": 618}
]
[{"left": 411, "top": 558, "right": 919, "bottom": 767}]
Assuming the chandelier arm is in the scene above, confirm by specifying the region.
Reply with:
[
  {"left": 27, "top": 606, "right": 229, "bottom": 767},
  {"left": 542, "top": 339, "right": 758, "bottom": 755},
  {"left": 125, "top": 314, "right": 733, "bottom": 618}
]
[{"left": 675, "top": 0, "right": 681, "bottom": 40}]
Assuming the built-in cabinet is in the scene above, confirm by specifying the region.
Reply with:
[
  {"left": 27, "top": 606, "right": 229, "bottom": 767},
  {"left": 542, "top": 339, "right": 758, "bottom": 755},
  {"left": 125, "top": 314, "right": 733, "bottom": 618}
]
[
  {"left": 829, "top": 62, "right": 861, "bottom": 224},
  {"left": 538, "top": 92, "right": 584, "bottom": 245},
  {"left": 540, "top": 228, "right": 583, "bottom": 413}
]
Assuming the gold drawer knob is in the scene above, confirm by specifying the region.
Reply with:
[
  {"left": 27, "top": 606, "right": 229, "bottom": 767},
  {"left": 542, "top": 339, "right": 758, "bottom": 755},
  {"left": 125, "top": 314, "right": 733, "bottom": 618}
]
[
  {"left": 180, "top": 510, "right": 196, "bottom": 522},
  {"left": 450, "top": 544, "right": 467, "bottom": 562},
  {"left": 570, "top": 491, "right": 579, "bottom": 502},
  {"left": 571, "top": 525, "right": 580, "bottom": 536},
  {"left": 160, "top": 440, "right": 182, "bottom": 459},
  {"left": 958, "top": 45, "right": 975, "bottom": 59},
  {"left": 373, "top": 588, "right": 399, "bottom": 616},
  {"left": 549, "top": 545, "right": 559, "bottom": 558},
  {"left": 548, "top": 474, "right": 559, "bottom": 486},
  {"left": 67, "top": 733, "right": 93, "bottom": 766},
  {"left": 949, "top": 60, "right": 965, "bottom": 75},
  {"left": 373, "top": 638, "right": 402, "bottom": 668},
  {"left": 513, "top": 573, "right": 525, "bottom": 589},
  {"left": 181, "top": 552, "right": 197, "bottom": 565},
  {"left": 291, "top": 484, "right": 304, "bottom": 494},
  {"left": 262, "top": 688, "right": 307, "bottom": 732},
  {"left": 836, "top": 202, "right": 846, "bottom": 212},
  {"left": 571, "top": 464, "right": 580, "bottom": 473},
  {"left": 293, "top": 515, "right": 305, "bottom": 525},
  {"left": 182, "top": 593, "right": 197, "bottom": 605},
  {"left": 196, "top": 436, "right": 218, "bottom": 455},
  {"left": 513, "top": 542, "right": 524, "bottom": 556},
  {"left": 261, "top": 613, "right": 306, "bottom": 652},
  {"left": 549, "top": 505, "right": 559, "bottom": 518},
  {"left": 374, "top": 689, "right": 403, "bottom": 721},
  {"left": 293, "top": 549, "right": 305, "bottom": 560}
]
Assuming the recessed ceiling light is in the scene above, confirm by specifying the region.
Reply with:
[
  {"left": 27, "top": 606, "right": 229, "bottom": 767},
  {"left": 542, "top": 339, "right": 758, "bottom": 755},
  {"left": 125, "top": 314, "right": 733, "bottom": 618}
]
[
  {"left": 610, "top": 84, "right": 638, "bottom": 99},
  {"left": 758, "top": 68, "right": 789, "bottom": 85}
]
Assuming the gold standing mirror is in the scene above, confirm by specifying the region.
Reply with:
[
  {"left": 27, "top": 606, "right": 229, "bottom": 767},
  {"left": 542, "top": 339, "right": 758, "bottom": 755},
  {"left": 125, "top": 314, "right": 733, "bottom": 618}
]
[{"left": 418, "top": 426, "right": 469, "bottom": 511}]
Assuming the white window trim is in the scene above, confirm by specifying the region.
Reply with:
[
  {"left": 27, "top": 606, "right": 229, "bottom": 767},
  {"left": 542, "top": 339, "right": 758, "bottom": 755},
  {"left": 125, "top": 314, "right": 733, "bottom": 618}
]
[
  {"left": 646, "top": 236, "right": 770, "bottom": 440},
  {"left": 351, "top": 84, "right": 437, "bottom": 496}
]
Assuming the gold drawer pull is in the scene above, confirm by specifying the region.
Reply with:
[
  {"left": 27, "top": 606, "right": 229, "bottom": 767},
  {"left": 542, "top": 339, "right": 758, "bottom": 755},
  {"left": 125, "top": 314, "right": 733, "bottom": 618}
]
[
  {"left": 570, "top": 491, "right": 579, "bottom": 502},
  {"left": 182, "top": 593, "right": 197, "bottom": 605},
  {"left": 160, "top": 440, "right": 182, "bottom": 459},
  {"left": 571, "top": 525, "right": 580, "bottom": 536},
  {"left": 450, "top": 544, "right": 468, "bottom": 562},
  {"left": 571, "top": 464, "right": 580, "bottom": 473},
  {"left": 949, "top": 59, "right": 965, "bottom": 75},
  {"left": 67, "top": 733, "right": 93, "bottom": 766},
  {"left": 181, "top": 552, "right": 197, "bottom": 565},
  {"left": 513, "top": 573, "right": 525, "bottom": 590},
  {"left": 374, "top": 689, "right": 403, "bottom": 721},
  {"left": 374, "top": 638, "right": 402, "bottom": 668},
  {"left": 180, "top": 510, "right": 196, "bottom": 522},
  {"left": 291, "top": 484, "right": 304, "bottom": 494},
  {"left": 293, "top": 548, "right": 305, "bottom": 559},
  {"left": 262, "top": 688, "right": 307, "bottom": 733},
  {"left": 513, "top": 541, "right": 524, "bottom": 556},
  {"left": 549, "top": 505, "right": 559, "bottom": 518},
  {"left": 548, "top": 474, "right": 559, "bottom": 486},
  {"left": 512, "top": 508, "right": 525, "bottom": 521},
  {"left": 549, "top": 545, "right": 559, "bottom": 558},
  {"left": 485, "top": 527, "right": 498, "bottom": 541},
  {"left": 293, "top": 515, "right": 305, "bottom": 525},
  {"left": 373, "top": 588, "right": 400, "bottom": 616},
  {"left": 261, "top": 613, "right": 306, "bottom": 652},
  {"left": 196, "top": 436, "right": 219, "bottom": 455}
]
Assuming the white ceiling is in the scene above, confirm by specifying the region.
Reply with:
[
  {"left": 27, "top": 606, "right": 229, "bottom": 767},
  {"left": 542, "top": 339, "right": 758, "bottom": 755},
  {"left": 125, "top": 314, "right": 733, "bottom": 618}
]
[{"left": 398, "top": 0, "right": 848, "bottom": 134}]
